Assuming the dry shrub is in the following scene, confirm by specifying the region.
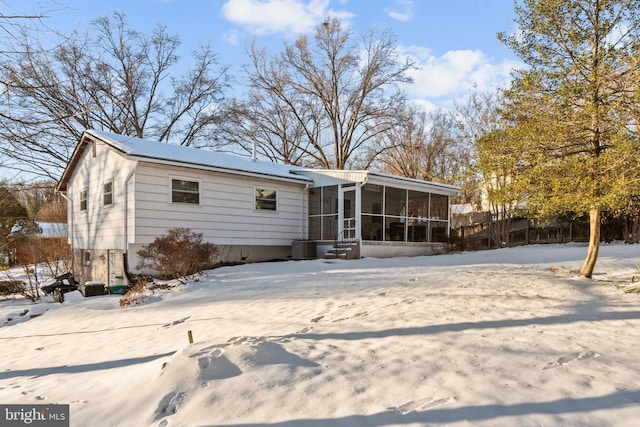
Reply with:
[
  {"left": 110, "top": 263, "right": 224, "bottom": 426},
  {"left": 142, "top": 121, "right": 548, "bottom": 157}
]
[
  {"left": 119, "top": 281, "right": 149, "bottom": 307},
  {"left": 0, "top": 279, "right": 25, "bottom": 299},
  {"left": 136, "top": 228, "right": 219, "bottom": 282}
]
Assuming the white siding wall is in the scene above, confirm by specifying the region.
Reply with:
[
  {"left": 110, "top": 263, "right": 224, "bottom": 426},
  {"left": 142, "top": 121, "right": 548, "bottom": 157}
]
[
  {"left": 133, "top": 163, "right": 307, "bottom": 246},
  {"left": 66, "top": 141, "right": 136, "bottom": 251}
]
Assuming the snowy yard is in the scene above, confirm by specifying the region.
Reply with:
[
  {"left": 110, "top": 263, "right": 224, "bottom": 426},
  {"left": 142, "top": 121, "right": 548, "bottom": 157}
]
[{"left": 1, "top": 243, "right": 640, "bottom": 427}]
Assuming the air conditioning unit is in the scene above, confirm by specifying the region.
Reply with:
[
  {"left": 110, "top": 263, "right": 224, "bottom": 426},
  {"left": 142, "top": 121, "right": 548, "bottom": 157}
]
[{"left": 292, "top": 240, "right": 317, "bottom": 259}]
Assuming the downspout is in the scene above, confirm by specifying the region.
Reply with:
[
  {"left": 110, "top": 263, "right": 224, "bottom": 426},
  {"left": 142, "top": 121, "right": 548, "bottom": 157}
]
[
  {"left": 123, "top": 163, "right": 137, "bottom": 284},
  {"left": 58, "top": 191, "right": 74, "bottom": 273},
  {"left": 300, "top": 183, "right": 310, "bottom": 240}
]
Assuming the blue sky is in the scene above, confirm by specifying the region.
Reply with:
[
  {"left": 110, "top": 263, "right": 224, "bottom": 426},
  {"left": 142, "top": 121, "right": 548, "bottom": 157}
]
[
  {"left": 0, "top": 0, "right": 521, "bottom": 181},
  {"left": 27, "top": 0, "right": 521, "bottom": 110}
]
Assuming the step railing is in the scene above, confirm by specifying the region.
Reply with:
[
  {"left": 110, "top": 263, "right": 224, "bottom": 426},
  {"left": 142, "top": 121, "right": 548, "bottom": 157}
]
[{"left": 331, "top": 218, "right": 358, "bottom": 258}]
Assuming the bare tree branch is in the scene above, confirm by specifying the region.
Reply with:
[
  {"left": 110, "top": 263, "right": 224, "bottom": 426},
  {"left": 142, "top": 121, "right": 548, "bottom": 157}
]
[
  {"left": 215, "top": 17, "right": 414, "bottom": 169},
  {"left": 0, "top": 11, "right": 230, "bottom": 180}
]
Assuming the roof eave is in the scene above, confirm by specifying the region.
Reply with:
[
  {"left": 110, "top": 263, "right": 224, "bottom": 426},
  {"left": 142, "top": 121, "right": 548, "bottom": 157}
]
[{"left": 56, "top": 131, "right": 95, "bottom": 192}]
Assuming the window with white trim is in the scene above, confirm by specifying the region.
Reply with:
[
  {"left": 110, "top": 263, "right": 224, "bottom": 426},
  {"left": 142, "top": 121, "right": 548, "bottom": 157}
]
[
  {"left": 80, "top": 189, "right": 87, "bottom": 212},
  {"left": 103, "top": 180, "right": 113, "bottom": 206},
  {"left": 255, "top": 188, "right": 277, "bottom": 211},
  {"left": 171, "top": 179, "right": 200, "bottom": 204}
]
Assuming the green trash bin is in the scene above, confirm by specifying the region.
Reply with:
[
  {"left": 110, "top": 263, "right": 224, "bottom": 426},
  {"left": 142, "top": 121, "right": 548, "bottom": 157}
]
[{"left": 108, "top": 285, "right": 129, "bottom": 295}]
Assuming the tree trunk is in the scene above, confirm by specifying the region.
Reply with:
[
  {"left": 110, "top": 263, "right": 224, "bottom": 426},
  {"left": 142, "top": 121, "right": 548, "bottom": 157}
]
[{"left": 580, "top": 206, "right": 601, "bottom": 278}]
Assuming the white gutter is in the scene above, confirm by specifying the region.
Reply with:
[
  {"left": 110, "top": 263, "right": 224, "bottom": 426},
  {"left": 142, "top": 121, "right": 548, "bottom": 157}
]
[
  {"left": 123, "top": 162, "right": 137, "bottom": 275},
  {"left": 300, "top": 183, "right": 310, "bottom": 239}
]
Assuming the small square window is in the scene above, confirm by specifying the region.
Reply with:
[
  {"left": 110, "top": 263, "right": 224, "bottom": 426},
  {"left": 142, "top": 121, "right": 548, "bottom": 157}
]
[
  {"left": 103, "top": 180, "right": 113, "bottom": 206},
  {"left": 255, "top": 188, "right": 277, "bottom": 211},
  {"left": 80, "top": 190, "right": 87, "bottom": 212},
  {"left": 171, "top": 179, "right": 200, "bottom": 204}
]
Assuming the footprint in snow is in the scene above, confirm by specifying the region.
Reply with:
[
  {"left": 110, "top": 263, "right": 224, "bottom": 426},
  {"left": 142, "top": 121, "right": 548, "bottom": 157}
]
[
  {"left": 388, "top": 396, "right": 456, "bottom": 415},
  {"left": 162, "top": 317, "right": 190, "bottom": 328},
  {"left": 543, "top": 351, "right": 601, "bottom": 370},
  {"left": 197, "top": 352, "right": 242, "bottom": 380},
  {"left": 332, "top": 311, "right": 369, "bottom": 322},
  {"left": 155, "top": 390, "right": 187, "bottom": 420}
]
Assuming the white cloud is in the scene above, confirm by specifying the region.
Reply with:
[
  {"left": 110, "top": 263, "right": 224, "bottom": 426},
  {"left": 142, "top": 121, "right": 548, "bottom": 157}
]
[
  {"left": 221, "top": 0, "right": 353, "bottom": 36},
  {"left": 400, "top": 46, "right": 521, "bottom": 107},
  {"left": 223, "top": 29, "right": 240, "bottom": 45},
  {"left": 386, "top": 0, "right": 413, "bottom": 22}
]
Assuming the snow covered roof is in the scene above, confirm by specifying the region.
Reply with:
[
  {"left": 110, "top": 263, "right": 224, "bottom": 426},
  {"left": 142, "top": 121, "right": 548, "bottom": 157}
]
[
  {"left": 58, "top": 130, "right": 459, "bottom": 197},
  {"left": 58, "top": 130, "right": 311, "bottom": 191},
  {"left": 451, "top": 203, "right": 474, "bottom": 215},
  {"left": 294, "top": 169, "right": 460, "bottom": 196}
]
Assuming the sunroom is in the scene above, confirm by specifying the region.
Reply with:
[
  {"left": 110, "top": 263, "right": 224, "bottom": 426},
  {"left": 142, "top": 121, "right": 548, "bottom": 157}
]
[{"left": 295, "top": 170, "right": 459, "bottom": 258}]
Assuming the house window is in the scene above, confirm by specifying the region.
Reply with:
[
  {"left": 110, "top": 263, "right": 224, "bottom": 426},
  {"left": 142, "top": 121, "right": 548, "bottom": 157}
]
[
  {"left": 255, "top": 188, "right": 277, "bottom": 211},
  {"left": 171, "top": 179, "right": 200, "bottom": 204},
  {"left": 103, "top": 180, "right": 113, "bottom": 206},
  {"left": 80, "top": 190, "right": 87, "bottom": 211}
]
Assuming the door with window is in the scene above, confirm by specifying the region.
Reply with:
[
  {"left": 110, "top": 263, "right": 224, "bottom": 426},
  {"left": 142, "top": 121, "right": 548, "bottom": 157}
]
[
  {"left": 109, "top": 251, "right": 125, "bottom": 287},
  {"left": 339, "top": 185, "right": 357, "bottom": 240}
]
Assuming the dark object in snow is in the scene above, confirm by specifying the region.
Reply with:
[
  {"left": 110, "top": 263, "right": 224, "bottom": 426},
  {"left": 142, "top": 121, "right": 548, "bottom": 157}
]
[
  {"left": 79, "top": 281, "right": 107, "bottom": 297},
  {"left": 41, "top": 272, "right": 78, "bottom": 302},
  {"left": 107, "top": 285, "right": 129, "bottom": 295}
]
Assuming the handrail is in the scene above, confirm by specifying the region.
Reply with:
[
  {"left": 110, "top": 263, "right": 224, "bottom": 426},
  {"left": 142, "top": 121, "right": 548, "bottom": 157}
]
[{"left": 333, "top": 218, "right": 358, "bottom": 258}]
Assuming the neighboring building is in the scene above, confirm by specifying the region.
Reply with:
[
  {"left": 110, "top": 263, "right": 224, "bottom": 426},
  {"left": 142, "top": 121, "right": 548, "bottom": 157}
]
[
  {"left": 7, "top": 220, "right": 68, "bottom": 265},
  {"left": 451, "top": 203, "right": 492, "bottom": 228},
  {"left": 57, "top": 130, "right": 458, "bottom": 286}
]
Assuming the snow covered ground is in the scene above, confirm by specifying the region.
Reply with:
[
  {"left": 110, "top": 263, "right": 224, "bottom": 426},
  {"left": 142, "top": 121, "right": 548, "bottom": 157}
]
[{"left": 1, "top": 243, "right": 640, "bottom": 427}]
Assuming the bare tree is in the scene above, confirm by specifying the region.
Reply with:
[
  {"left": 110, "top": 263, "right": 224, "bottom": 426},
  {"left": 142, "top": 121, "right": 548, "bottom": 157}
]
[
  {"left": 454, "top": 90, "right": 506, "bottom": 208},
  {"left": 217, "top": 17, "right": 414, "bottom": 169},
  {"left": 371, "top": 105, "right": 466, "bottom": 185},
  {"left": 0, "top": 1, "right": 54, "bottom": 55},
  {"left": 0, "top": 11, "right": 230, "bottom": 180},
  {"left": 213, "top": 95, "right": 312, "bottom": 166}
]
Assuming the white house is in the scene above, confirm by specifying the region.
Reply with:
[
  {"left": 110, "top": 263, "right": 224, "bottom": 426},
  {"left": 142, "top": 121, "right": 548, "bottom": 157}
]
[{"left": 57, "top": 130, "right": 458, "bottom": 286}]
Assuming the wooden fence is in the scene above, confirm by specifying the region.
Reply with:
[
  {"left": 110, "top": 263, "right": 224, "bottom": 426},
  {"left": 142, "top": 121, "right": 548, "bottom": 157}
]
[{"left": 451, "top": 217, "right": 622, "bottom": 252}]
